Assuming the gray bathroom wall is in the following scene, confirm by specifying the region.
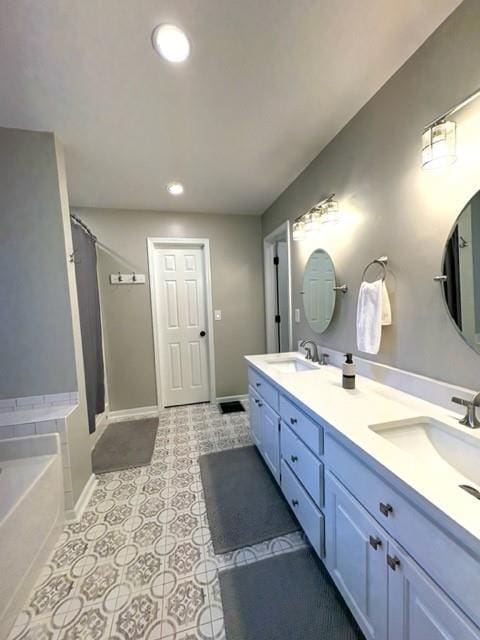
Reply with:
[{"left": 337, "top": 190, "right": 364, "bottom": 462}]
[
  {"left": 262, "top": 0, "right": 480, "bottom": 392},
  {"left": 74, "top": 208, "right": 266, "bottom": 411},
  {"left": 0, "top": 128, "right": 77, "bottom": 398}
]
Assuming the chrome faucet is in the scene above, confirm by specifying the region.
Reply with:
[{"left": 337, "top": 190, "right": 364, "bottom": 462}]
[
  {"left": 451, "top": 392, "right": 480, "bottom": 429},
  {"left": 300, "top": 340, "right": 319, "bottom": 363}
]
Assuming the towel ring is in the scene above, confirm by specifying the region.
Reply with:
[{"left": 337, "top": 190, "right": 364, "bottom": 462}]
[{"left": 362, "top": 256, "right": 388, "bottom": 282}]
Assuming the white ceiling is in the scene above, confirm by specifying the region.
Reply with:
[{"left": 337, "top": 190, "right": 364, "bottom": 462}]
[{"left": 0, "top": 0, "right": 462, "bottom": 215}]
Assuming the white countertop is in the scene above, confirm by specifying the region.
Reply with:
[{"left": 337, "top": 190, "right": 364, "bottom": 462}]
[{"left": 245, "top": 352, "right": 480, "bottom": 551}]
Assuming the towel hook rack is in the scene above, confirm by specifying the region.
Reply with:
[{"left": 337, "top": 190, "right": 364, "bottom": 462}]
[{"left": 362, "top": 256, "right": 388, "bottom": 282}]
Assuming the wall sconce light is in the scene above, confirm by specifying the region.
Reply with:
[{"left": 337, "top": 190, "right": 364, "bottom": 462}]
[
  {"left": 421, "top": 86, "right": 480, "bottom": 170},
  {"left": 292, "top": 194, "right": 341, "bottom": 241},
  {"left": 422, "top": 120, "right": 456, "bottom": 170}
]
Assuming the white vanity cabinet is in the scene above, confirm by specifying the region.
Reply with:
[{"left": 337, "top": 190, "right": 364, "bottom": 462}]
[
  {"left": 325, "top": 470, "right": 388, "bottom": 640},
  {"left": 326, "top": 469, "right": 480, "bottom": 640},
  {"left": 246, "top": 362, "right": 480, "bottom": 640},
  {"left": 248, "top": 386, "right": 262, "bottom": 448},
  {"left": 247, "top": 369, "right": 281, "bottom": 483}
]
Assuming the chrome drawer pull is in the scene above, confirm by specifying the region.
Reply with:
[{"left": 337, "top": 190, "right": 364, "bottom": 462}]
[
  {"left": 254, "top": 398, "right": 259, "bottom": 405},
  {"left": 379, "top": 502, "right": 393, "bottom": 517},
  {"left": 369, "top": 535, "right": 382, "bottom": 550},
  {"left": 291, "top": 499, "right": 299, "bottom": 507},
  {"left": 387, "top": 554, "right": 400, "bottom": 571},
  {"left": 258, "top": 402, "right": 263, "bottom": 407},
  {"left": 290, "top": 455, "right": 298, "bottom": 463},
  {"left": 256, "top": 382, "right": 261, "bottom": 387},
  {"left": 290, "top": 417, "right": 297, "bottom": 425}
]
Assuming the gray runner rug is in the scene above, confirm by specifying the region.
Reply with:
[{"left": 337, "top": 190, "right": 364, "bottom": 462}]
[
  {"left": 199, "top": 445, "right": 299, "bottom": 553},
  {"left": 219, "top": 547, "right": 365, "bottom": 640},
  {"left": 92, "top": 418, "right": 158, "bottom": 474}
]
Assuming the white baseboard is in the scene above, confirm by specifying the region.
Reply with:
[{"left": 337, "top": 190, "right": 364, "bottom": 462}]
[
  {"left": 108, "top": 405, "right": 159, "bottom": 423},
  {"left": 216, "top": 394, "right": 248, "bottom": 403},
  {"left": 65, "top": 473, "right": 97, "bottom": 521}
]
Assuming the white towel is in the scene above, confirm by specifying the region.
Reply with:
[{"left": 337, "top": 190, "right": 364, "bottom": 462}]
[{"left": 357, "top": 279, "right": 391, "bottom": 354}]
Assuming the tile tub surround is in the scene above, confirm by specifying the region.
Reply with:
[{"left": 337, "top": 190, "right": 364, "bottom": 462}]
[
  {"left": 7, "top": 402, "right": 307, "bottom": 640},
  {"left": 0, "top": 434, "right": 64, "bottom": 640},
  {"left": 0, "top": 393, "right": 79, "bottom": 413},
  {"left": 246, "top": 353, "right": 480, "bottom": 554}
]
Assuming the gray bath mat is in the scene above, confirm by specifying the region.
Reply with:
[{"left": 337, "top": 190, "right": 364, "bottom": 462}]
[
  {"left": 92, "top": 418, "right": 158, "bottom": 474},
  {"left": 219, "top": 547, "right": 364, "bottom": 640},
  {"left": 199, "top": 446, "right": 299, "bottom": 553}
]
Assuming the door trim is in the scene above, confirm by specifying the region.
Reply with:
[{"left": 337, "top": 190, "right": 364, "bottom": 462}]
[
  {"left": 147, "top": 237, "right": 216, "bottom": 409},
  {"left": 263, "top": 221, "right": 293, "bottom": 353}
]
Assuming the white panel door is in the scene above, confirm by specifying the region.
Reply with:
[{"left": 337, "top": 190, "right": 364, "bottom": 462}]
[
  {"left": 155, "top": 247, "right": 210, "bottom": 406},
  {"left": 305, "top": 251, "right": 334, "bottom": 333}
]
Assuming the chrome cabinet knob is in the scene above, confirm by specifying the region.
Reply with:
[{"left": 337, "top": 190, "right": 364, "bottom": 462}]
[
  {"left": 290, "top": 455, "right": 298, "bottom": 463},
  {"left": 290, "top": 417, "right": 297, "bottom": 425},
  {"left": 291, "top": 499, "right": 299, "bottom": 507}
]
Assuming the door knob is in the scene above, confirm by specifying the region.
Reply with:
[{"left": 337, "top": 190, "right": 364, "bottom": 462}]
[{"left": 200, "top": 331, "right": 206, "bottom": 337}]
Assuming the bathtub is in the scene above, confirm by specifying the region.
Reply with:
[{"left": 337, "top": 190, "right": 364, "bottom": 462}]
[{"left": 0, "top": 434, "right": 64, "bottom": 639}]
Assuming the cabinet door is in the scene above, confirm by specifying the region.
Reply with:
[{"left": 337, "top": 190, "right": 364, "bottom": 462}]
[
  {"left": 261, "top": 401, "right": 280, "bottom": 482},
  {"left": 248, "top": 386, "right": 262, "bottom": 448},
  {"left": 388, "top": 540, "right": 480, "bottom": 640},
  {"left": 325, "top": 471, "right": 388, "bottom": 640}
]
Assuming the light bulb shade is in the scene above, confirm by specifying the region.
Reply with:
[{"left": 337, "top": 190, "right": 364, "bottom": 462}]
[
  {"left": 422, "top": 121, "right": 456, "bottom": 170},
  {"left": 321, "top": 199, "right": 340, "bottom": 223},
  {"left": 304, "top": 210, "right": 322, "bottom": 232},
  {"left": 292, "top": 220, "right": 305, "bottom": 241}
]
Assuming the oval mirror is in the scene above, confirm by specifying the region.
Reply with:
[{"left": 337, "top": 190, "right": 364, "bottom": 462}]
[
  {"left": 302, "top": 248, "right": 336, "bottom": 333},
  {"left": 442, "top": 190, "right": 480, "bottom": 354}
]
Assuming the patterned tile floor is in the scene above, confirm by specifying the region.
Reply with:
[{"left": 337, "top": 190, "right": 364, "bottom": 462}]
[{"left": 9, "top": 401, "right": 307, "bottom": 640}]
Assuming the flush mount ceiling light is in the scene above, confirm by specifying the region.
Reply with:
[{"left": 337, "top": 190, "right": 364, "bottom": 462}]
[
  {"left": 292, "top": 194, "right": 341, "bottom": 241},
  {"left": 166, "top": 181, "right": 184, "bottom": 195},
  {"left": 152, "top": 24, "right": 190, "bottom": 63},
  {"left": 421, "top": 86, "right": 480, "bottom": 170}
]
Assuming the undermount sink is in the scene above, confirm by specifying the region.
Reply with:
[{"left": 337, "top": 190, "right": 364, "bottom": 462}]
[
  {"left": 369, "top": 417, "right": 480, "bottom": 490},
  {"left": 266, "top": 356, "right": 319, "bottom": 373}
]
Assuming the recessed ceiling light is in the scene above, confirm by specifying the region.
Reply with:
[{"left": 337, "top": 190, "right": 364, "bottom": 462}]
[
  {"left": 152, "top": 24, "right": 190, "bottom": 63},
  {"left": 166, "top": 181, "right": 184, "bottom": 195}
]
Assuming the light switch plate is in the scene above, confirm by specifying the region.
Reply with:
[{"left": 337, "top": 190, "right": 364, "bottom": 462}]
[
  {"left": 214, "top": 310, "right": 222, "bottom": 321},
  {"left": 295, "top": 308, "right": 301, "bottom": 323}
]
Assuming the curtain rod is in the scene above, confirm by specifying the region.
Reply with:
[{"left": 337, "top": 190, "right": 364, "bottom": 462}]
[{"left": 70, "top": 214, "right": 97, "bottom": 241}]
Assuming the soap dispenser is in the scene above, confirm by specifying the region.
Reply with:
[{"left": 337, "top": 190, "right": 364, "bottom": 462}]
[{"left": 342, "top": 353, "right": 356, "bottom": 390}]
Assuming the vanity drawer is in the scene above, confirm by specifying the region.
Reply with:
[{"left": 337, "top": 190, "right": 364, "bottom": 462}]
[
  {"left": 326, "top": 433, "right": 480, "bottom": 628},
  {"left": 281, "top": 459, "right": 324, "bottom": 557},
  {"left": 281, "top": 422, "right": 324, "bottom": 507},
  {"left": 279, "top": 395, "right": 323, "bottom": 456},
  {"left": 248, "top": 367, "right": 279, "bottom": 411}
]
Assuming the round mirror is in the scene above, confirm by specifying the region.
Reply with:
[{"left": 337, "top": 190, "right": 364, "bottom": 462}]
[
  {"left": 441, "top": 190, "right": 480, "bottom": 354},
  {"left": 302, "top": 248, "right": 336, "bottom": 333}
]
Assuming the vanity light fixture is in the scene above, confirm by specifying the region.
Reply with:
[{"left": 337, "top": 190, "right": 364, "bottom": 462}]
[
  {"left": 292, "top": 219, "right": 305, "bottom": 241},
  {"left": 152, "top": 24, "right": 191, "bottom": 63},
  {"left": 166, "top": 181, "right": 184, "bottom": 195},
  {"left": 292, "top": 194, "right": 341, "bottom": 240},
  {"left": 422, "top": 85, "right": 480, "bottom": 170}
]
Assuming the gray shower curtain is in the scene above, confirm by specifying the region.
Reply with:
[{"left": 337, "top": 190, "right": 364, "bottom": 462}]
[{"left": 71, "top": 218, "right": 105, "bottom": 434}]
